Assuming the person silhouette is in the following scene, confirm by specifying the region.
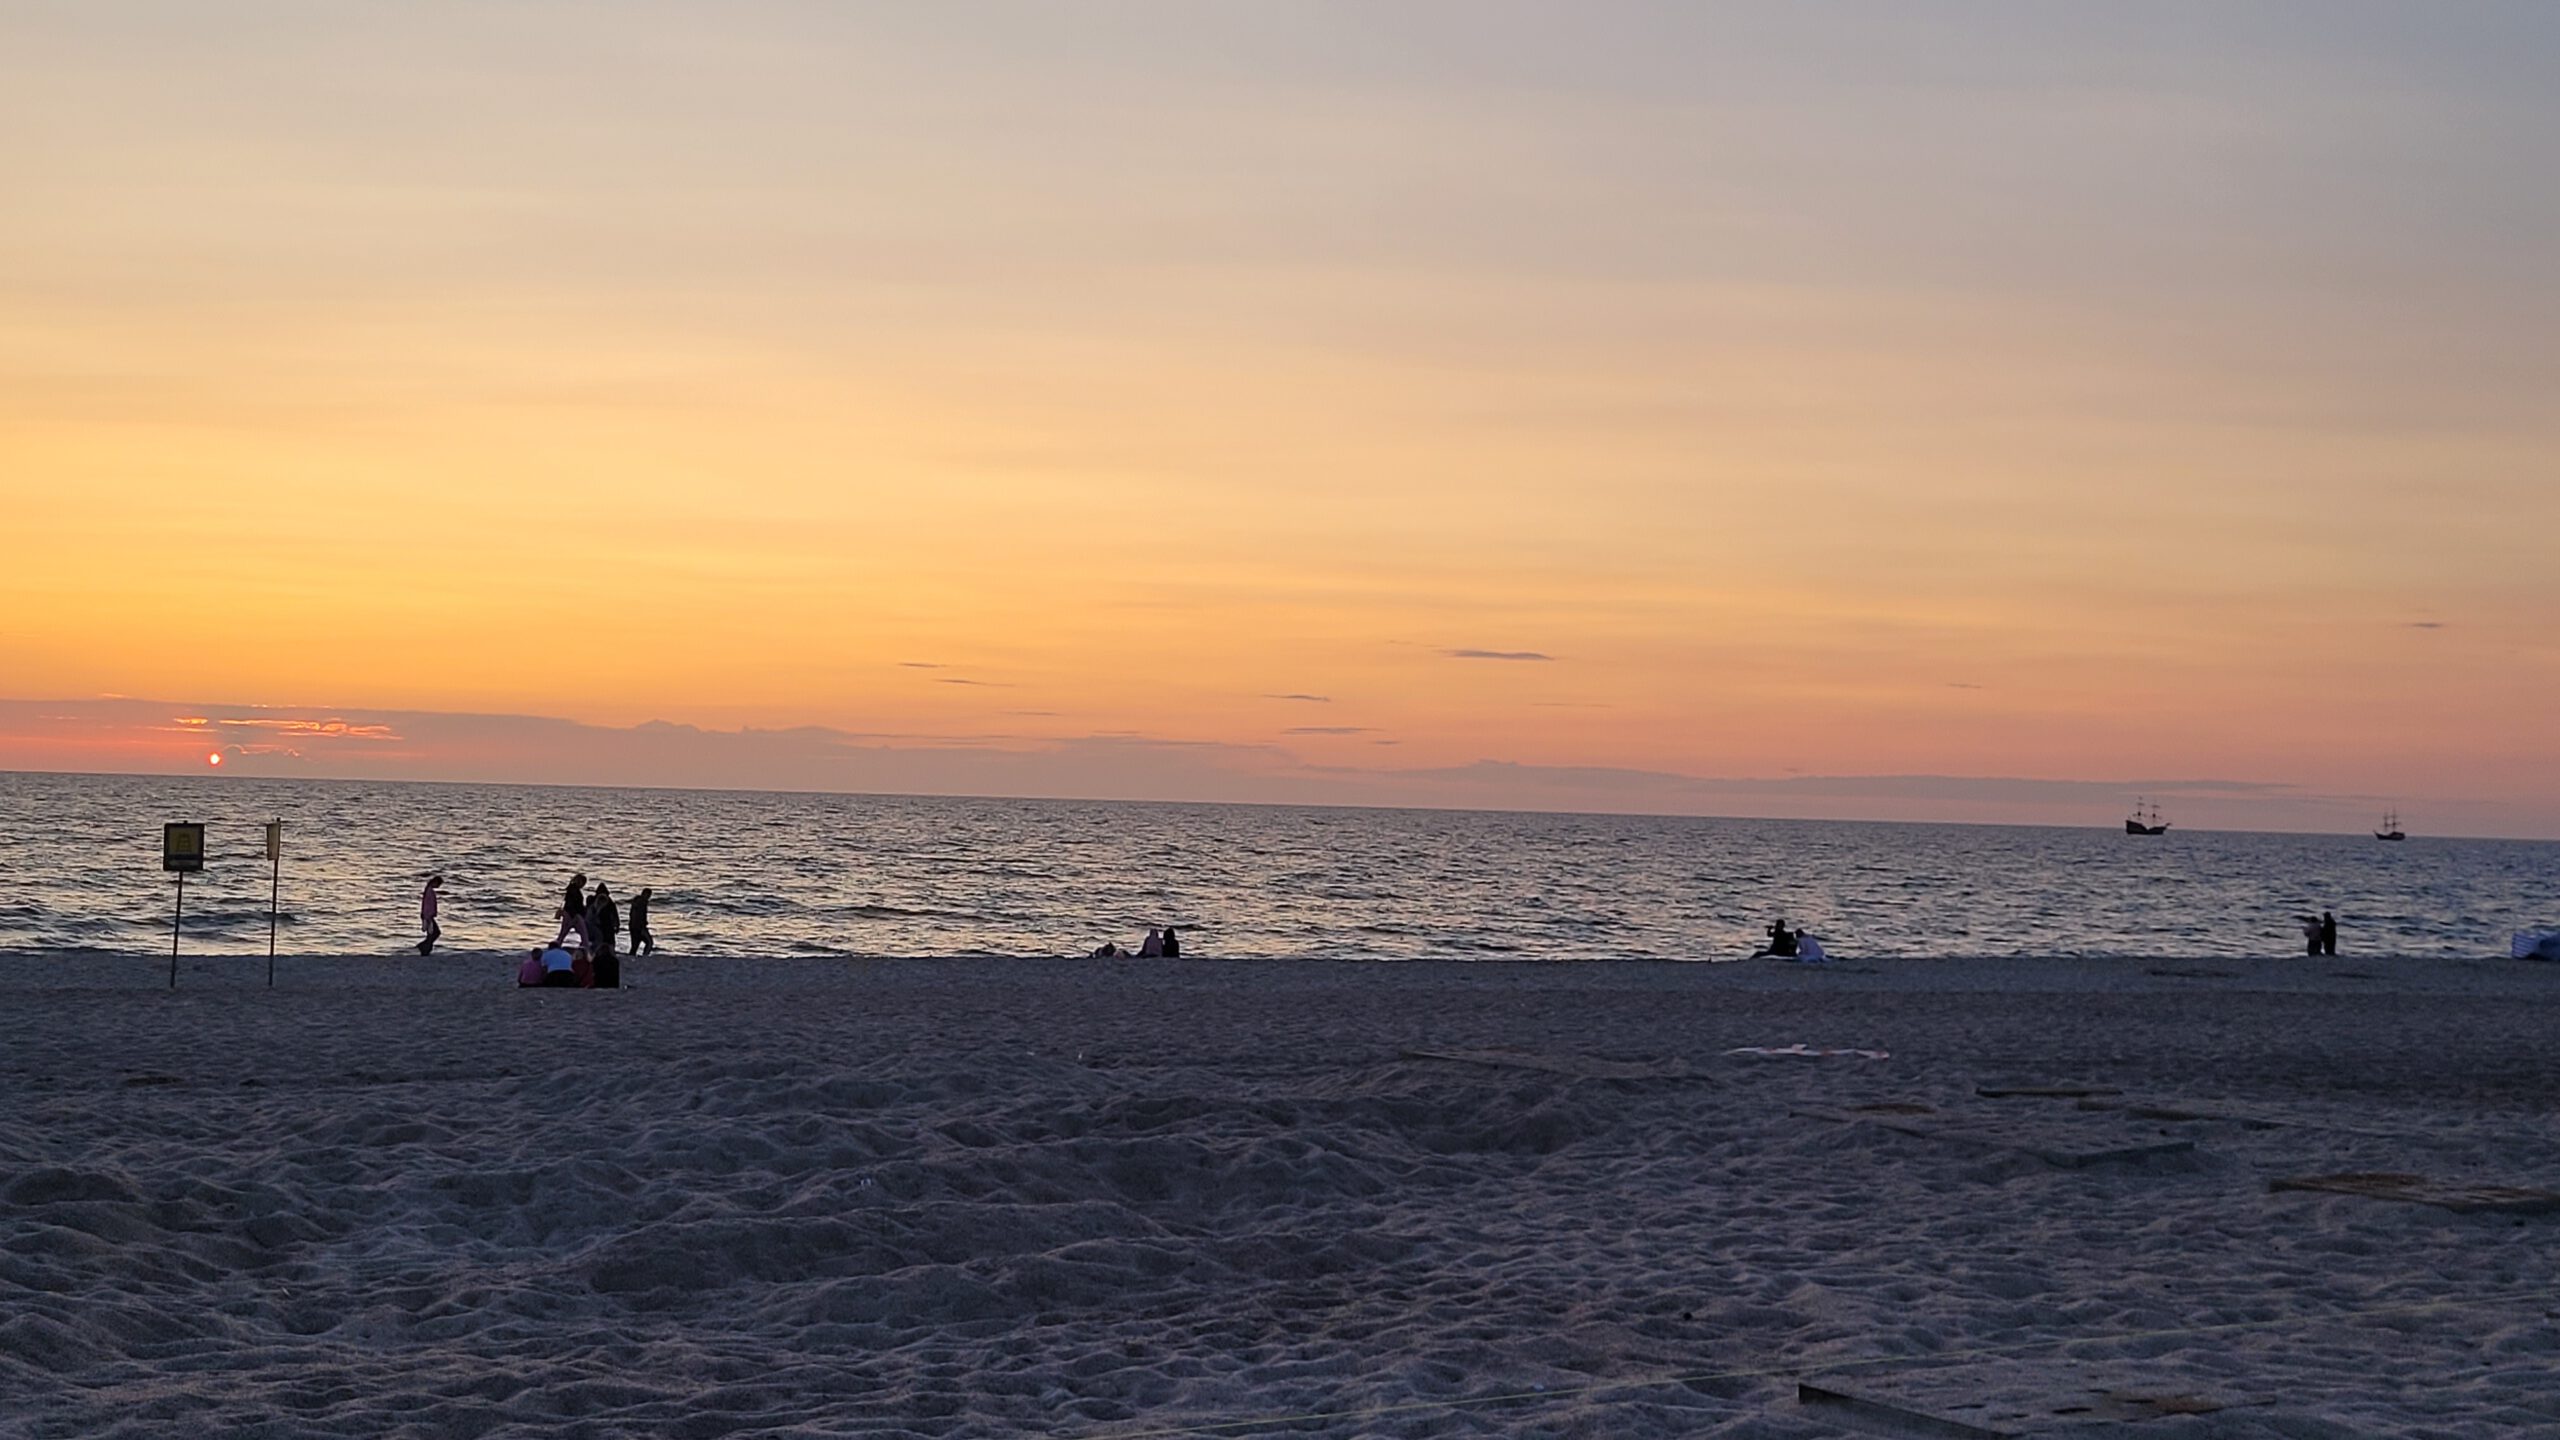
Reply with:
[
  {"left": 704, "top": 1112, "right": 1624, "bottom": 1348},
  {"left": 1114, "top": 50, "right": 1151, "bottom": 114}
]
[
  {"left": 629, "top": 887, "right": 656, "bottom": 956},
  {"left": 417, "top": 875, "right": 444, "bottom": 956},
  {"left": 1752, "top": 919, "right": 1799, "bottom": 959},
  {"left": 1161, "top": 926, "right": 1182, "bottom": 959},
  {"left": 586, "top": 883, "right": 621, "bottom": 988},
  {"left": 554, "top": 872, "right": 587, "bottom": 947},
  {"left": 2319, "top": 910, "right": 2337, "bottom": 957}
]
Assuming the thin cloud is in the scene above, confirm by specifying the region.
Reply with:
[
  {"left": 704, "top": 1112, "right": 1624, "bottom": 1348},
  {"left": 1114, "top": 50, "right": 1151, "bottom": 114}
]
[
  {"left": 1285, "top": 726, "right": 1376, "bottom": 736},
  {"left": 2406, "top": 621, "right": 2446, "bottom": 630},
  {"left": 1264, "top": 693, "right": 1333, "bottom": 703},
  {"left": 900, "top": 661, "right": 946, "bottom": 669},
  {"left": 1447, "top": 649, "right": 1553, "bottom": 662},
  {"left": 936, "top": 678, "right": 1015, "bottom": 688},
  {"left": 161, "top": 714, "right": 401, "bottom": 741},
  {"left": 1373, "top": 760, "right": 2307, "bottom": 806}
]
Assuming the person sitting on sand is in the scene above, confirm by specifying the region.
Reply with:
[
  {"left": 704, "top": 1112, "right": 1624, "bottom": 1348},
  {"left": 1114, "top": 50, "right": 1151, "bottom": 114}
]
[
  {"left": 1795, "top": 932, "right": 1829, "bottom": 964},
  {"left": 1138, "top": 927, "right": 1165, "bottom": 958},
  {"left": 1089, "top": 942, "right": 1122, "bottom": 959},
  {"left": 1162, "top": 926, "right": 1181, "bottom": 959},
  {"left": 1750, "top": 919, "right": 1798, "bottom": 959}
]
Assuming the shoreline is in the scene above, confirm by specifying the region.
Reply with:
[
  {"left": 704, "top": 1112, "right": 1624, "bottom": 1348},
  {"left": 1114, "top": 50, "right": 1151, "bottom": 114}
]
[{"left": 6, "top": 948, "right": 2556, "bottom": 995}]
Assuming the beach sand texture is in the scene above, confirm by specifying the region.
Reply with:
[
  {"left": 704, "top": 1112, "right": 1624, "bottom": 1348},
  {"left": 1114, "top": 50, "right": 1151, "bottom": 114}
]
[{"left": 3, "top": 955, "right": 2557, "bottom": 1438}]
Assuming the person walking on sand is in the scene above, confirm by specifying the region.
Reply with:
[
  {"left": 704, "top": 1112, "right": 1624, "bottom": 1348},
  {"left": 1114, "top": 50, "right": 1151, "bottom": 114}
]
[
  {"left": 416, "top": 875, "right": 444, "bottom": 956},
  {"left": 554, "top": 872, "right": 587, "bottom": 948},
  {"left": 628, "top": 887, "right": 656, "bottom": 956},
  {"left": 586, "top": 883, "right": 621, "bottom": 988}
]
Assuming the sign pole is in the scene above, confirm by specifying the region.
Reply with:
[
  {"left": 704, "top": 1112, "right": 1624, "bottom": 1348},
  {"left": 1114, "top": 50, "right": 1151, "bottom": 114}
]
[
  {"left": 170, "top": 870, "right": 184, "bottom": 990},
  {"left": 265, "top": 819, "right": 283, "bottom": 987}
]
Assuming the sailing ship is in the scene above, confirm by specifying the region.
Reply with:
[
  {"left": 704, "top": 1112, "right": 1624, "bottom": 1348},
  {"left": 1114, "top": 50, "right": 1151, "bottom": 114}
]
[
  {"left": 2376, "top": 810, "right": 2406, "bottom": 842},
  {"left": 2125, "top": 798, "right": 2169, "bottom": 836}
]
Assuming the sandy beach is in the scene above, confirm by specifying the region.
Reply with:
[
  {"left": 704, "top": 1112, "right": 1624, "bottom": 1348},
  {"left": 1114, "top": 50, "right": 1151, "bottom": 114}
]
[{"left": 4, "top": 954, "right": 2557, "bottom": 1438}]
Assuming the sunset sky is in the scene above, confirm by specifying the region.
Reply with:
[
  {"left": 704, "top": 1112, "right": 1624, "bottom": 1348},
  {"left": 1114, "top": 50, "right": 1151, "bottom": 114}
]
[{"left": 5, "top": 3, "right": 2556, "bottom": 834}]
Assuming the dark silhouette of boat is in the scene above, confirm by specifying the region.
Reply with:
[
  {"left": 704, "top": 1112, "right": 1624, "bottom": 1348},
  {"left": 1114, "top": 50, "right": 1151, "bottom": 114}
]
[
  {"left": 2125, "top": 798, "right": 2169, "bottom": 835},
  {"left": 2376, "top": 809, "right": 2406, "bottom": 842}
]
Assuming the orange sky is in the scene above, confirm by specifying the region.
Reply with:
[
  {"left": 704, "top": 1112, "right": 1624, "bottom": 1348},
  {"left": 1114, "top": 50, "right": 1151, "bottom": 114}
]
[{"left": 4, "top": 4, "right": 2556, "bottom": 833}]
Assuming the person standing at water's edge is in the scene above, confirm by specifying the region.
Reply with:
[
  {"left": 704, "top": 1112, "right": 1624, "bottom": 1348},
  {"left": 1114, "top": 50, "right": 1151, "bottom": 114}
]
[
  {"left": 554, "top": 872, "right": 587, "bottom": 948},
  {"left": 629, "top": 887, "right": 656, "bottom": 956},
  {"left": 587, "top": 883, "right": 621, "bottom": 988},
  {"left": 416, "top": 875, "right": 444, "bottom": 956},
  {"left": 2320, "top": 910, "right": 2338, "bottom": 957}
]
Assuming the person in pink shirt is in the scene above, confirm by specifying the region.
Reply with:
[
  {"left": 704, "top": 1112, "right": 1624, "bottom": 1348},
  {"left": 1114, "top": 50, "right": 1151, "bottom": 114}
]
[{"left": 417, "top": 875, "right": 444, "bottom": 956}]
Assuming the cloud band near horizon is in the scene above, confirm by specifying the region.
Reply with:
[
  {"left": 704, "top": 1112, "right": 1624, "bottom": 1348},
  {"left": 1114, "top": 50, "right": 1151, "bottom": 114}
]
[{"left": 3, "top": 696, "right": 2545, "bottom": 838}]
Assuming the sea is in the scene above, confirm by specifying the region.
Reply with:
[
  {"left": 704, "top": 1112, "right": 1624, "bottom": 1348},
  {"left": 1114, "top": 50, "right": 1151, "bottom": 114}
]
[{"left": 1, "top": 770, "right": 2549, "bottom": 962}]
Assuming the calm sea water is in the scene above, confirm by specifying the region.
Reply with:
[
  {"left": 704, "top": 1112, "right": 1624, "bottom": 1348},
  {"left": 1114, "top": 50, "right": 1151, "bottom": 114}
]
[{"left": 0, "top": 771, "right": 2549, "bottom": 962}]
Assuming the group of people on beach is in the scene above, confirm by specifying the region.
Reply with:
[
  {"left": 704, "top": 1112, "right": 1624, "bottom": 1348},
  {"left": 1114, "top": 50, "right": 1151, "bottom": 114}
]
[
  {"left": 518, "top": 871, "right": 655, "bottom": 989},
  {"left": 415, "top": 870, "right": 658, "bottom": 986},
  {"left": 2300, "top": 910, "right": 2339, "bottom": 957},
  {"left": 1089, "top": 926, "right": 1183, "bottom": 959},
  {"left": 436, "top": 878, "right": 2364, "bottom": 971}
]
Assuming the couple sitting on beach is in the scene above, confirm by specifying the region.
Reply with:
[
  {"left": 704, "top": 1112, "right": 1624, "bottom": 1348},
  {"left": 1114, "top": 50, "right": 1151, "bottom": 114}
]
[
  {"left": 1090, "top": 926, "right": 1182, "bottom": 959},
  {"left": 1751, "top": 919, "right": 1828, "bottom": 964}
]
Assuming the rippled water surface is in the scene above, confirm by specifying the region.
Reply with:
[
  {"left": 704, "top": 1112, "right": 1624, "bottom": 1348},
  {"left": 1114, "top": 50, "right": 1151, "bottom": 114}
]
[{"left": 1, "top": 772, "right": 2550, "bottom": 960}]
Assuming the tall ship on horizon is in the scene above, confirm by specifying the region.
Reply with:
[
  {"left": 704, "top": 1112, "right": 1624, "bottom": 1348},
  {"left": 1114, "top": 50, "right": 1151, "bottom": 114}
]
[
  {"left": 2376, "top": 809, "right": 2406, "bottom": 842},
  {"left": 2125, "top": 798, "right": 2169, "bottom": 836}
]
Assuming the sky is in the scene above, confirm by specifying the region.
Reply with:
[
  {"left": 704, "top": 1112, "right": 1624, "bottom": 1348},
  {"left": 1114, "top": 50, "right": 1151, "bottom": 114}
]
[{"left": 4, "top": 2, "right": 2556, "bottom": 835}]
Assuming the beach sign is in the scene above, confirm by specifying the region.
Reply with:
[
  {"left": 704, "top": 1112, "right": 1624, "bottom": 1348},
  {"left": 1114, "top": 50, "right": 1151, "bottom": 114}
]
[
  {"left": 163, "top": 823, "right": 205, "bottom": 873},
  {"left": 264, "top": 820, "right": 283, "bottom": 862},
  {"left": 162, "top": 822, "right": 204, "bottom": 989}
]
